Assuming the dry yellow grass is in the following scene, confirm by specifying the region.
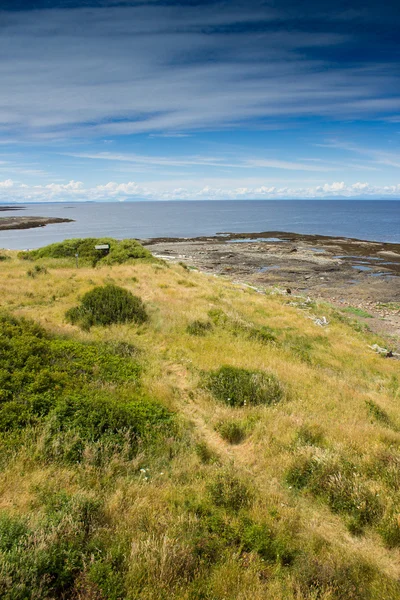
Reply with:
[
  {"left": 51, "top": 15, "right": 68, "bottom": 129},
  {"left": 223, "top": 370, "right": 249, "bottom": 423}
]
[{"left": 0, "top": 250, "right": 399, "bottom": 599}]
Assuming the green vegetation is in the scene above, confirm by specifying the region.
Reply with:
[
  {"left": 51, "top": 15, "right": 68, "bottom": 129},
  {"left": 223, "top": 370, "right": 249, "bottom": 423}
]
[
  {"left": 65, "top": 284, "right": 148, "bottom": 329},
  {"left": 204, "top": 365, "right": 283, "bottom": 407},
  {"left": 26, "top": 264, "right": 48, "bottom": 278},
  {"left": 286, "top": 451, "right": 383, "bottom": 534},
  {"left": 18, "top": 237, "right": 153, "bottom": 266},
  {"left": 215, "top": 419, "right": 246, "bottom": 444},
  {"left": 344, "top": 306, "right": 374, "bottom": 318},
  {"left": 0, "top": 243, "right": 400, "bottom": 598},
  {"left": 187, "top": 319, "right": 213, "bottom": 336}
]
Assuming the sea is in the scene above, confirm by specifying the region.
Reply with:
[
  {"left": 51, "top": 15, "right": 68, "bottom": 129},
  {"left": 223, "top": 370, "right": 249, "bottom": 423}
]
[{"left": 0, "top": 200, "right": 399, "bottom": 250}]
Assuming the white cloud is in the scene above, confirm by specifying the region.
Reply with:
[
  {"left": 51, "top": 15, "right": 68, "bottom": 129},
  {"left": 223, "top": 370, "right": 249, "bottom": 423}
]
[
  {"left": 1, "top": 178, "right": 399, "bottom": 202},
  {"left": 0, "top": 179, "right": 14, "bottom": 188}
]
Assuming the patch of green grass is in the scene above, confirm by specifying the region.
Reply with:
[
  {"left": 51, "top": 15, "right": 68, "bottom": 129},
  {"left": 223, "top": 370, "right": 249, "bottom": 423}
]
[
  {"left": 344, "top": 306, "right": 373, "bottom": 319},
  {"left": 295, "top": 424, "right": 325, "bottom": 447},
  {"left": 248, "top": 325, "right": 277, "bottom": 344},
  {"left": 177, "top": 279, "right": 196, "bottom": 287},
  {"left": 204, "top": 365, "right": 283, "bottom": 408},
  {"left": 365, "top": 400, "right": 395, "bottom": 429},
  {"left": 65, "top": 284, "right": 148, "bottom": 330}
]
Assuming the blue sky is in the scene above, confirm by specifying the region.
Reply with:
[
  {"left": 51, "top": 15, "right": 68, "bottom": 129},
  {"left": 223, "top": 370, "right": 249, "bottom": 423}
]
[{"left": 0, "top": 0, "right": 400, "bottom": 202}]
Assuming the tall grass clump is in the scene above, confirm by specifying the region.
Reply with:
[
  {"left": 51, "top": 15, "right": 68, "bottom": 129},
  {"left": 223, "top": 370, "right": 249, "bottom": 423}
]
[
  {"left": 65, "top": 284, "right": 148, "bottom": 330},
  {"left": 286, "top": 450, "right": 382, "bottom": 532},
  {"left": 215, "top": 419, "right": 246, "bottom": 444},
  {"left": 203, "top": 365, "right": 283, "bottom": 407},
  {"left": 186, "top": 320, "right": 213, "bottom": 336}
]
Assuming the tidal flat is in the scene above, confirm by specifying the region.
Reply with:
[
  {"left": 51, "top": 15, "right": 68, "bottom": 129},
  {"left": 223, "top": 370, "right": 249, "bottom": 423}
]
[{"left": 145, "top": 231, "right": 400, "bottom": 347}]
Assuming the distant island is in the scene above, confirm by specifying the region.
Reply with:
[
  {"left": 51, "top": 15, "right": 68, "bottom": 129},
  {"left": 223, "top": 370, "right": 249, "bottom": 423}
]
[{"left": 0, "top": 215, "right": 74, "bottom": 231}]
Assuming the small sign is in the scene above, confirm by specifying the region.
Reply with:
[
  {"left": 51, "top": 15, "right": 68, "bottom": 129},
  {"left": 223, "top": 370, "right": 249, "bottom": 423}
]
[{"left": 95, "top": 244, "right": 110, "bottom": 250}]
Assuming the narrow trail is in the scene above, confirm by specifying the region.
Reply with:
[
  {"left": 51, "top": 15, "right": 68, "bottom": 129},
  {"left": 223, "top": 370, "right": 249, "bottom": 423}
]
[{"left": 163, "top": 360, "right": 400, "bottom": 581}]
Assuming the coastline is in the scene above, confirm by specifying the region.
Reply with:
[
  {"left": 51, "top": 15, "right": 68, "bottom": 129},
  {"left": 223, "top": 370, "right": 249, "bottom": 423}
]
[
  {"left": 143, "top": 231, "right": 400, "bottom": 348},
  {"left": 0, "top": 216, "right": 74, "bottom": 231}
]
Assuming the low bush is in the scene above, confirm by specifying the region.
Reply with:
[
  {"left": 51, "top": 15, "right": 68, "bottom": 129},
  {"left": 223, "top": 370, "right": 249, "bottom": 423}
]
[
  {"left": 65, "top": 284, "right": 148, "bottom": 329},
  {"left": 41, "top": 394, "right": 172, "bottom": 464},
  {"left": 0, "top": 314, "right": 172, "bottom": 462},
  {"left": 18, "top": 237, "right": 153, "bottom": 266},
  {"left": 186, "top": 320, "right": 213, "bottom": 336},
  {"left": 215, "top": 420, "right": 246, "bottom": 444},
  {"left": 204, "top": 365, "right": 283, "bottom": 407},
  {"left": 26, "top": 264, "right": 48, "bottom": 278}
]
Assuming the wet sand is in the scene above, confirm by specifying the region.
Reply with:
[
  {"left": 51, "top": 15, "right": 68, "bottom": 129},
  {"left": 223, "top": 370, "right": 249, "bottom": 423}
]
[{"left": 143, "top": 231, "right": 400, "bottom": 348}]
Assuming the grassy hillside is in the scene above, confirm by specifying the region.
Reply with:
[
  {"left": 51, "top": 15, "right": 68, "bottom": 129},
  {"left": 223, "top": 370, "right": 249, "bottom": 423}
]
[{"left": 0, "top": 240, "right": 399, "bottom": 599}]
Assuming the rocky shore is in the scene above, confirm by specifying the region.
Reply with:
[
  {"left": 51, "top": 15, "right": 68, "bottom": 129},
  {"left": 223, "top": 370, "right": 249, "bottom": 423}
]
[{"left": 143, "top": 231, "right": 400, "bottom": 348}]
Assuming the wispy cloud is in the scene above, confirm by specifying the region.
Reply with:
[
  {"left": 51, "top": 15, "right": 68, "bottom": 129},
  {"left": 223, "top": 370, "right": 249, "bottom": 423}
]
[
  {"left": 65, "top": 151, "right": 339, "bottom": 171},
  {"left": 319, "top": 140, "right": 400, "bottom": 168},
  {"left": 0, "top": 3, "right": 399, "bottom": 141}
]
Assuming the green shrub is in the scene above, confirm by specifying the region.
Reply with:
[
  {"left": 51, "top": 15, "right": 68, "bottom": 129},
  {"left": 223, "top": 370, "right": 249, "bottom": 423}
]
[
  {"left": 204, "top": 365, "right": 283, "bottom": 407},
  {"left": 0, "top": 314, "right": 172, "bottom": 461},
  {"left": 208, "top": 471, "right": 252, "bottom": 511},
  {"left": 41, "top": 394, "right": 172, "bottom": 464},
  {"left": 26, "top": 264, "right": 48, "bottom": 278},
  {"left": 215, "top": 420, "right": 246, "bottom": 444},
  {"left": 0, "top": 314, "right": 141, "bottom": 433},
  {"left": 65, "top": 284, "right": 148, "bottom": 329},
  {"left": 18, "top": 237, "right": 153, "bottom": 266},
  {"left": 186, "top": 320, "right": 213, "bottom": 336},
  {"left": 0, "top": 254, "right": 10, "bottom": 261}
]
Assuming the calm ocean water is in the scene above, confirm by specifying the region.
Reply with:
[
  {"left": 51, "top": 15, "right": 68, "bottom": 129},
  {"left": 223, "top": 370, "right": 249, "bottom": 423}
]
[{"left": 0, "top": 200, "right": 399, "bottom": 249}]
